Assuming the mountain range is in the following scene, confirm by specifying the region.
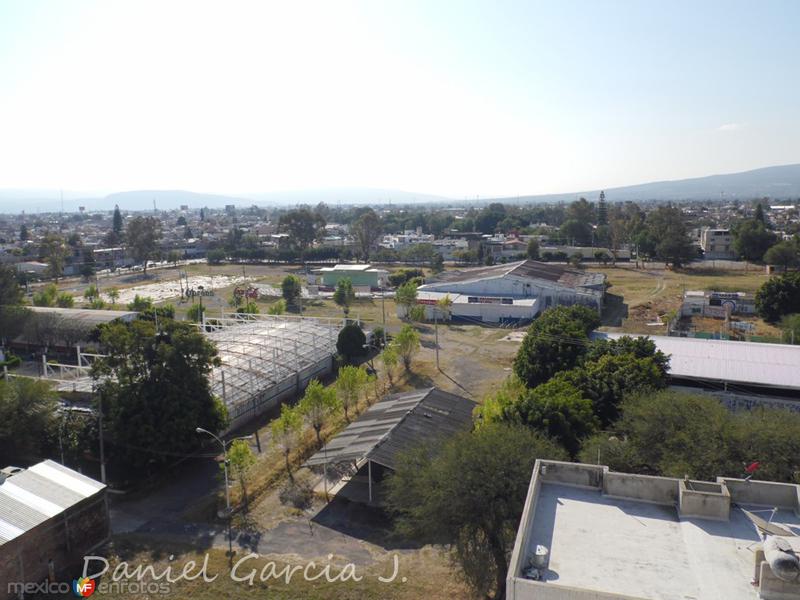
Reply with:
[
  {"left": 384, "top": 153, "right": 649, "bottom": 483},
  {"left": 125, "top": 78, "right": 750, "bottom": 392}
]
[{"left": 1, "top": 163, "right": 799, "bottom": 213}]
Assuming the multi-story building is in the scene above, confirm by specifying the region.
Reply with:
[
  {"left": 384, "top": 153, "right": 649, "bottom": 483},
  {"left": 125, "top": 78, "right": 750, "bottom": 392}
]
[{"left": 700, "top": 227, "right": 736, "bottom": 260}]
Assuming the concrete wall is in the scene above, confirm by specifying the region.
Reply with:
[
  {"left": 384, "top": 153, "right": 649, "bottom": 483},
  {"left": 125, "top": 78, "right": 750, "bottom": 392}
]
[
  {"left": 509, "top": 578, "right": 649, "bottom": 600},
  {"left": 758, "top": 561, "right": 800, "bottom": 600},
  {"left": 678, "top": 480, "right": 731, "bottom": 521},
  {"left": 718, "top": 477, "right": 800, "bottom": 513},
  {"left": 603, "top": 472, "right": 678, "bottom": 505},
  {"left": 538, "top": 461, "right": 605, "bottom": 489}
]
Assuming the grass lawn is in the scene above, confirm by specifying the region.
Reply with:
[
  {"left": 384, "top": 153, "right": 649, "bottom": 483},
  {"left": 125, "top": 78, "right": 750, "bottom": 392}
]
[{"left": 85, "top": 535, "right": 468, "bottom": 600}]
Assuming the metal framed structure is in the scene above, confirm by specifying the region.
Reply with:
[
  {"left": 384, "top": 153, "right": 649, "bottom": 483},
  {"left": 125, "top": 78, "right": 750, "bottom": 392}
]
[{"left": 202, "top": 313, "right": 342, "bottom": 429}]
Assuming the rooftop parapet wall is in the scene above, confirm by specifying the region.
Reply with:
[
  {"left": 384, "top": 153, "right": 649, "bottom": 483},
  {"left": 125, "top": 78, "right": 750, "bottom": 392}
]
[
  {"left": 538, "top": 460, "right": 604, "bottom": 489},
  {"left": 678, "top": 480, "right": 731, "bottom": 521},
  {"left": 603, "top": 471, "right": 679, "bottom": 505},
  {"left": 718, "top": 477, "right": 800, "bottom": 514}
]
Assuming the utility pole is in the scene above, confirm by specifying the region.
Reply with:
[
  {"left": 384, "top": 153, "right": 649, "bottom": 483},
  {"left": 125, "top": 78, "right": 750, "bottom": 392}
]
[{"left": 434, "top": 307, "right": 440, "bottom": 370}]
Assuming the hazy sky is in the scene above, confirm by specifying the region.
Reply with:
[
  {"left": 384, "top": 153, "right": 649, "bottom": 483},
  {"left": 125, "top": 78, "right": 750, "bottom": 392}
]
[{"left": 1, "top": 0, "right": 799, "bottom": 197}]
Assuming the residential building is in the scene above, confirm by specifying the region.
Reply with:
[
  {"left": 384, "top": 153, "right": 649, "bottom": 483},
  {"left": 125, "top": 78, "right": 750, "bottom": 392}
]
[{"left": 700, "top": 227, "right": 736, "bottom": 260}]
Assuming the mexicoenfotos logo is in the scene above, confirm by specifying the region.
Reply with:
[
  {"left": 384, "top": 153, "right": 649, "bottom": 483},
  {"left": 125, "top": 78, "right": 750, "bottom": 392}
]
[{"left": 72, "top": 577, "right": 96, "bottom": 597}]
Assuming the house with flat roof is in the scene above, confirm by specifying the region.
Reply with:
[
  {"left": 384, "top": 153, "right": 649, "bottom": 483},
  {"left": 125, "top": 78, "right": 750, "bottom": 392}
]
[{"left": 507, "top": 460, "right": 800, "bottom": 600}]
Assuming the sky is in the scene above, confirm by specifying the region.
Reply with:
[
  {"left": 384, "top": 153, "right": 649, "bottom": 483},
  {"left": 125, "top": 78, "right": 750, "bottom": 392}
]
[{"left": 1, "top": 0, "right": 799, "bottom": 198}]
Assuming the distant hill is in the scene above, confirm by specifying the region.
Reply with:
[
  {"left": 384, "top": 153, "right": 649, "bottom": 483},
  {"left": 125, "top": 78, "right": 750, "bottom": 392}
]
[
  {"left": 1, "top": 163, "right": 799, "bottom": 213},
  {"left": 0, "top": 187, "right": 452, "bottom": 213},
  {"left": 488, "top": 163, "right": 800, "bottom": 205}
]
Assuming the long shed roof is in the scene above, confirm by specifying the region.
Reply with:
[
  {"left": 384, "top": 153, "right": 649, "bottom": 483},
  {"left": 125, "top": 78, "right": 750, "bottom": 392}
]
[
  {"left": 305, "top": 388, "right": 475, "bottom": 470},
  {"left": 596, "top": 333, "right": 800, "bottom": 391},
  {"left": 0, "top": 460, "right": 105, "bottom": 546}
]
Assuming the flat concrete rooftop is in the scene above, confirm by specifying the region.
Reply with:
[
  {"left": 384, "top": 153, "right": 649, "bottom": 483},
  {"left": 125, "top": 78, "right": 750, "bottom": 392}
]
[
  {"left": 531, "top": 483, "right": 800, "bottom": 600},
  {"left": 508, "top": 461, "right": 800, "bottom": 600}
]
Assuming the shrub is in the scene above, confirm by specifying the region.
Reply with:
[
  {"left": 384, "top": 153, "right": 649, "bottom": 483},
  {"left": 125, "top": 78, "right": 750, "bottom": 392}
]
[{"left": 336, "top": 323, "right": 367, "bottom": 361}]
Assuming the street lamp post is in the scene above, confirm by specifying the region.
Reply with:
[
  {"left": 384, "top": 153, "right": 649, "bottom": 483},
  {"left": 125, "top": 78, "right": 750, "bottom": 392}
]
[
  {"left": 195, "top": 428, "right": 253, "bottom": 562},
  {"left": 196, "top": 426, "right": 230, "bottom": 510}
]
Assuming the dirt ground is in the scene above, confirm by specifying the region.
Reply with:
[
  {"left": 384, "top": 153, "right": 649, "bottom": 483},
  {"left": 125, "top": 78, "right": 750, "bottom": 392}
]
[{"left": 594, "top": 263, "right": 771, "bottom": 335}]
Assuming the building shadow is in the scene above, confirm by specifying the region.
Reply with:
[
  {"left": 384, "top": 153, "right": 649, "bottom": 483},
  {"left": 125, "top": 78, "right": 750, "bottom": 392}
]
[
  {"left": 311, "top": 496, "right": 428, "bottom": 551},
  {"left": 601, "top": 293, "right": 628, "bottom": 327}
]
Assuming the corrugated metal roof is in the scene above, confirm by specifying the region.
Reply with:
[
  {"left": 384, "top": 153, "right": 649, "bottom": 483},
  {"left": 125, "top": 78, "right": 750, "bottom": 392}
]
[
  {"left": 597, "top": 333, "right": 800, "bottom": 391},
  {"left": 28, "top": 306, "right": 138, "bottom": 326},
  {"left": 0, "top": 460, "right": 105, "bottom": 546},
  {"left": 424, "top": 260, "right": 605, "bottom": 291},
  {"left": 305, "top": 388, "right": 475, "bottom": 469}
]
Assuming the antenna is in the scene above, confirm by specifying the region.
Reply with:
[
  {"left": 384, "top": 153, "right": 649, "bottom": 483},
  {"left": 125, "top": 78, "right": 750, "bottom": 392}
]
[{"left": 153, "top": 197, "right": 157, "bottom": 213}]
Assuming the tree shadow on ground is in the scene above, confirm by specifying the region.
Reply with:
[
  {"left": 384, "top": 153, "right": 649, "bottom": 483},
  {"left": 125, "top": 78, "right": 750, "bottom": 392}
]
[
  {"left": 311, "top": 496, "right": 432, "bottom": 551},
  {"left": 402, "top": 370, "right": 435, "bottom": 388}
]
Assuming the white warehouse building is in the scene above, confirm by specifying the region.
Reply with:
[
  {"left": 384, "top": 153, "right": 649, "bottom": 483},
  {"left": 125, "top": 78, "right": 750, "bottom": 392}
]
[{"left": 399, "top": 260, "right": 606, "bottom": 324}]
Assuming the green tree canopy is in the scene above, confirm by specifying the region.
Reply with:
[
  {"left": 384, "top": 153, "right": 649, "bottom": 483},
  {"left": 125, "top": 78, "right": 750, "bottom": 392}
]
[
  {"left": 526, "top": 238, "right": 540, "bottom": 259},
  {"left": 560, "top": 353, "right": 667, "bottom": 426},
  {"left": 393, "top": 324, "right": 420, "bottom": 371},
  {"left": 281, "top": 274, "right": 303, "bottom": 310},
  {"left": 511, "top": 379, "right": 598, "bottom": 456},
  {"left": 351, "top": 208, "right": 383, "bottom": 261},
  {"left": 336, "top": 323, "right": 366, "bottom": 362},
  {"left": 512, "top": 305, "right": 600, "bottom": 388},
  {"left": 271, "top": 404, "right": 303, "bottom": 480},
  {"left": 763, "top": 240, "right": 799, "bottom": 272},
  {"left": 733, "top": 219, "right": 777, "bottom": 262},
  {"left": 333, "top": 278, "right": 356, "bottom": 316},
  {"left": 336, "top": 364, "right": 369, "bottom": 421},
  {"left": 278, "top": 208, "right": 325, "bottom": 252},
  {"left": 0, "top": 378, "right": 58, "bottom": 460},
  {"left": 755, "top": 271, "right": 800, "bottom": 322},
  {"left": 126, "top": 216, "right": 163, "bottom": 276},
  {"left": 91, "top": 319, "right": 227, "bottom": 471},
  {"left": 386, "top": 424, "right": 567, "bottom": 599},
  {"left": 298, "top": 379, "right": 339, "bottom": 448}
]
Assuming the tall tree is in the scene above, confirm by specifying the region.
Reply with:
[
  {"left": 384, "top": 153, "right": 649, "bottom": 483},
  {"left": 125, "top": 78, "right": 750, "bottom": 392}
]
[
  {"left": 387, "top": 424, "right": 567, "bottom": 599},
  {"left": 646, "top": 205, "right": 695, "bottom": 267},
  {"left": 270, "top": 404, "right": 303, "bottom": 480},
  {"left": 733, "top": 219, "right": 777, "bottom": 262},
  {"left": 298, "top": 379, "right": 339, "bottom": 449},
  {"left": 763, "top": 240, "right": 799, "bottom": 272},
  {"left": 278, "top": 208, "right": 325, "bottom": 252},
  {"left": 112, "top": 204, "right": 124, "bottom": 234},
  {"left": 0, "top": 264, "right": 28, "bottom": 345},
  {"left": 42, "top": 232, "right": 68, "bottom": 280},
  {"left": 281, "top": 274, "right": 303, "bottom": 310},
  {"left": 91, "top": 319, "right": 227, "bottom": 470},
  {"left": 333, "top": 278, "right": 356, "bottom": 317},
  {"left": 336, "top": 365, "right": 369, "bottom": 421},
  {"left": 19, "top": 223, "right": 28, "bottom": 241},
  {"left": 351, "top": 209, "right": 383, "bottom": 261},
  {"left": 392, "top": 324, "right": 420, "bottom": 371},
  {"left": 228, "top": 439, "right": 256, "bottom": 510},
  {"left": 597, "top": 191, "right": 608, "bottom": 226},
  {"left": 126, "top": 216, "right": 163, "bottom": 276}
]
